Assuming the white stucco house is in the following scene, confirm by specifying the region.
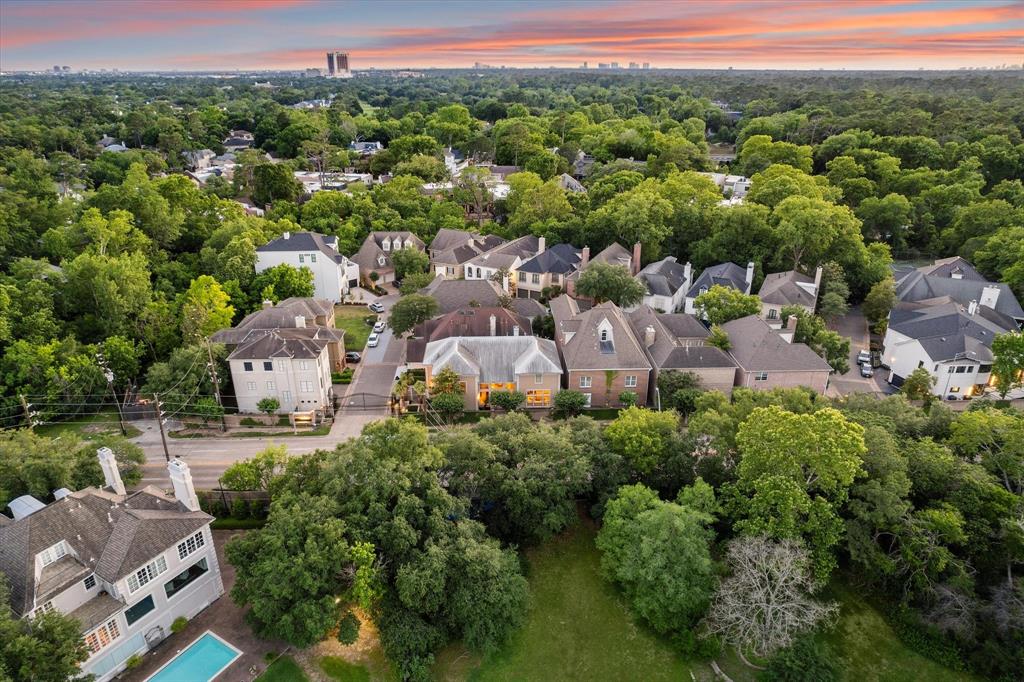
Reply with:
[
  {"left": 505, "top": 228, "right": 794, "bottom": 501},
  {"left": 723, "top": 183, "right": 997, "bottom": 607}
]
[
  {"left": 256, "top": 231, "right": 359, "bottom": 303},
  {"left": 0, "top": 450, "right": 223, "bottom": 682},
  {"left": 635, "top": 257, "right": 692, "bottom": 313}
]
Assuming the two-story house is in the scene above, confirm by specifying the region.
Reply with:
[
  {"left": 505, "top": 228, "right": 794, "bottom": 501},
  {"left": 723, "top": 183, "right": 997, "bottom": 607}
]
[
  {"left": 635, "top": 257, "right": 692, "bottom": 313},
  {"left": 684, "top": 262, "right": 755, "bottom": 315},
  {"left": 463, "top": 235, "right": 542, "bottom": 294},
  {"left": 351, "top": 231, "right": 426, "bottom": 284},
  {"left": 0, "top": 450, "right": 223, "bottom": 682},
  {"left": 757, "top": 267, "right": 822, "bottom": 326},
  {"left": 427, "top": 228, "right": 507, "bottom": 279},
  {"left": 255, "top": 231, "right": 359, "bottom": 302},
  {"left": 406, "top": 306, "right": 531, "bottom": 364},
  {"left": 549, "top": 296, "right": 652, "bottom": 407},
  {"left": 720, "top": 315, "right": 833, "bottom": 394},
  {"left": 516, "top": 243, "right": 582, "bottom": 299}
]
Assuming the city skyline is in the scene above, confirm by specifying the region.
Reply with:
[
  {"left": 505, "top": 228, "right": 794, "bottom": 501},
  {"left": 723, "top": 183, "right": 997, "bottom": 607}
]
[{"left": 1, "top": 0, "right": 1022, "bottom": 72}]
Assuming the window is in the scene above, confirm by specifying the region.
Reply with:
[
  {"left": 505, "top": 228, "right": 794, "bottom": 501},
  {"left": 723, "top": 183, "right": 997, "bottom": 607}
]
[
  {"left": 275, "top": 361, "right": 286, "bottom": 372},
  {"left": 754, "top": 372, "right": 769, "bottom": 382},
  {"left": 948, "top": 367, "right": 955, "bottom": 373},
  {"left": 300, "top": 381, "right": 313, "bottom": 393},
  {"left": 263, "top": 361, "right": 273, "bottom": 371},
  {"left": 309, "top": 253, "right": 317, "bottom": 263},
  {"left": 552, "top": 274, "right": 560, "bottom": 284},
  {"left": 535, "top": 374, "right": 544, "bottom": 384},
  {"left": 246, "top": 381, "right": 257, "bottom": 392},
  {"left": 127, "top": 556, "right": 168, "bottom": 594},
  {"left": 767, "top": 308, "right": 778, "bottom": 320},
  {"left": 84, "top": 618, "right": 121, "bottom": 656},
  {"left": 625, "top": 375, "right": 637, "bottom": 388},
  {"left": 378, "top": 256, "right": 386, "bottom": 266},
  {"left": 39, "top": 541, "right": 68, "bottom": 567},
  {"left": 979, "top": 364, "right": 992, "bottom": 373},
  {"left": 532, "top": 273, "right": 540, "bottom": 284},
  {"left": 298, "top": 254, "right": 305, "bottom": 263},
  {"left": 84, "top": 575, "right": 96, "bottom": 590},
  {"left": 299, "top": 360, "right": 310, "bottom": 370},
  {"left": 579, "top": 376, "right": 592, "bottom": 389},
  {"left": 34, "top": 601, "right": 54, "bottom": 617},
  {"left": 164, "top": 558, "right": 209, "bottom": 599},
  {"left": 526, "top": 390, "right": 551, "bottom": 407},
  {"left": 955, "top": 366, "right": 967, "bottom": 374},
  {"left": 966, "top": 366, "right": 975, "bottom": 373},
  {"left": 124, "top": 595, "right": 155, "bottom": 626},
  {"left": 518, "top": 272, "right": 526, "bottom": 282},
  {"left": 699, "top": 286, "right": 708, "bottom": 295},
  {"left": 282, "top": 390, "right": 292, "bottom": 403},
  {"left": 446, "top": 267, "right": 455, "bottom": 275},
  {"left": 266, "top": 380, "right": 276, "bottom": 390},
  {"left": 177, "top": 531, "right": 206, "bottom": 561},
  {"left": 243, "top": 361, "right": 253, "bottom": 372},
  {"left": 382, "top": 239, "right": 390, "bottom": 251}
]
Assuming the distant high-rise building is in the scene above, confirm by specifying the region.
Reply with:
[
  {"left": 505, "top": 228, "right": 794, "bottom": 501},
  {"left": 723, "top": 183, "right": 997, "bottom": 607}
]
[
  {"left": 326, "top": 51, "right": 351, "bottom": 78},
  {"left": 598, "top": 63, "right": 610, "bottom": 69},
  {"left": 642, "top": 62, "right": 651, "bottom": 69},
  {"left": 629, "top": 62, "right": 639, "bottom": 69},
  {"left": 610, "top": 62, "right": 620, "bottom": 69},
  {"left": 581, "top": 61, "right": 588, "bottom": 69}
]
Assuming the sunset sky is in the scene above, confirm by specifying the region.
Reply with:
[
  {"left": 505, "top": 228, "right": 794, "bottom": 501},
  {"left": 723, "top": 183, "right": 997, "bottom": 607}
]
[{"left": 1, "top": 0, "right": 1022, "bottom": 71}]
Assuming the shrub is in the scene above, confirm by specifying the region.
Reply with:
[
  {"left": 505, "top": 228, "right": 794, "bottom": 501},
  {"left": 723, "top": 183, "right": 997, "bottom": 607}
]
[
  {"left": 761, "top": 636, "right": 839, "bottom": 682},
  {"left": 239, "top": 417, "right": 263, "bottom": 427},
  {"left": 489, "top": 390, "right": 526, "bottom": 412},
  {"left": 618, "top": 391, "right": 638, "bottom": 407},
  {"left": 431, "top": 392, "right": 464, "bottom": 422},
  {"left": 125, "top": 654, "right": 143, "bottom": 669},
  {"left": 337, "top": 610, "right": 361, "bottom": 645},
  {"left": 553, "top": 390, "right": 588, "bottom": 418},
  {"left": 231, "top": 496, "right": 248, "bottom": 519},
  {"left": 257, "top": 396, "right": 280, "bottom": 416},
  {"left": 170, "top": 616, "right": 188, "bottom": 634}
]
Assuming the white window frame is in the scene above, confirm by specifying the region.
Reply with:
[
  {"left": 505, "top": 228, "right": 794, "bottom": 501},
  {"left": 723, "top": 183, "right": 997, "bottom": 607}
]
[
  {"left": 579, "top": 376, "right": 592, "bottom": 389},
  {"left": 599, "top": 329, "right": 609, "bottom": 342},
  {"left": 299, "top": 360, "right": 310, "bottom": 370},
  {"left": 310, "top": 253, "right": 317, "bottom": 263},
  {"left": 275, "top": 360, "right": 286, "bottom": 372},
  {"left": 534, "top": 373, "right": 544, "bottom": 384},
  {"left": 754, "top": 371, "right": 769, "bottom": 382},
  {"left": 298, "top": 254, "right": 305, "bottom": 264},
  {"left": 300, "top": 381, "right": 313, "bottom": 393},
  {"left": 177, "top": 531, "right": 206, "bottom": 561},
  {"left": 84, "top": 618, "right": 121, "bottom": 656},
  {"left": 266, "top": 380, "right": 276, "bottom": 390},
  {"left": 39, "top": 541, "right": 68, "bottom": 567},
  {"left": 127, "top": 556, "right": 168, "bottom": 594},
  {"left": 625, "top": 375, "right": 637, "bottom": 388},
  {"left": 246, "top": 381, "right": 257, "bottom": 392},
  {"left": 282, "top": 390, "right": 292, "bottom": 404}
]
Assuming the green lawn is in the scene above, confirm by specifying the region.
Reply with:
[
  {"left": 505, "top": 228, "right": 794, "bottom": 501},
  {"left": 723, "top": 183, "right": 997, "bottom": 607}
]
[
  {"left": 34, "top": 408, "right": 142, "bottom": 439},
  {"left": 320, "top": 656, "right": 371, "bottom": 682},
  {"left": 335, "top": 305, "right": 376, "bottom": 351},
  {"left": 433, "top": 520, "right": 690, "bottom": 681},
  {"left": 257, "top": 655, "right": 309, "bottom": 682}
]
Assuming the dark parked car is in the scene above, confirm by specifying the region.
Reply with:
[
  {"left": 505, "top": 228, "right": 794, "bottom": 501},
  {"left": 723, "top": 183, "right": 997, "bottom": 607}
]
[
  {"left": 859, "top": 365, "right": 874, "bottom": 378},
  {"left": 345, "top": 351, "right": 361, "bottom": 363}
]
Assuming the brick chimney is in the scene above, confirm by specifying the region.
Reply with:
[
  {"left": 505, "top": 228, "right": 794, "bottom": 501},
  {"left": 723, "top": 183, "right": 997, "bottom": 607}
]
[
  {"left": 580, "top": 246, "right": 590, "bottom": 269},
  {"left": 631, "top": 243, "right": 642, "bottom": 275}
]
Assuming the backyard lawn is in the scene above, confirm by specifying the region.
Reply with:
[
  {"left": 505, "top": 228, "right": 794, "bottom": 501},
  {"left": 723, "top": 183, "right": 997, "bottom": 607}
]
[
  {"left": 335, "top": 304, "right": 375, "bottom": 351},
  {"left": 34, "top": 408, "right": 141, "bottom": 439},
  {"left": 256, "top": 655, "right": 308, "bottom": 682}
]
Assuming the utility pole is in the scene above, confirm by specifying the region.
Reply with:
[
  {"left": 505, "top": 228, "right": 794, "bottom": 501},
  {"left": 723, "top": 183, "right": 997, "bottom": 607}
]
[
  {"left": 104, "top": 370, "right": 128, "bottom": 436},
  {"left": 205, "top": 339, "right": 227, "bottom": 432},
  {"left": 19, "top": 394, "right": 33, "bottom": 429},
  {"left": 154, "top": 392, "right": 170, "bottom": 462}
]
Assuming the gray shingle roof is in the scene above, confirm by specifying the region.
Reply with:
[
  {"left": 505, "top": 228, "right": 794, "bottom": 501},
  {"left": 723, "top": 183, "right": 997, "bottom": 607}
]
[
  {"left": 407, "top": 307, "right": 531, "bottom": 363},
  {"left": 758, "top": 270, "right": 817, "bottom": 308},
  {"left": 638, "top": 257, "right": 689, "bottom": 297},
  {"left": 627, "top": 306, "right": 735, "bottom": 370},
  {"left": 0, "top": 487, "right": 210, "bottom": 616},
  {"left": 721, "top": 315, "right": 833, "bottom": 373},
  {"left": 893, "top": 258, "right": 1024, "bottom": 322},
  {"left": 423, "top": 336, "right": 561, "bottom": 383},
  {"left": 351, "top": 232, "right": 425, "bottom": 272},
  {"left": 466, "top": 235, "right": 540, "bottom": 270},
  {"left": 429, "top": 229, "right": 507, "bottom": 266},
  {"left": 257, "top": 232, "right": 348, "bottom": 263},
  {"left": 225, "top": 328, "right": 336, "bottom": 360},
  {"left": 688, "top": 262, "right": 749, "bottom": 298},
  {"left": 888, "top": 302, "right": 1013, "bottom": 363},
  {"left": 519, "top": 243, "right": 581, "bottom": 275}
]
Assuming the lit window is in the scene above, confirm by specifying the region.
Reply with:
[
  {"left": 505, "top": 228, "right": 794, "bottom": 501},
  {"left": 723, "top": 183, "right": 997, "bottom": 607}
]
[
  {"left": 84, "top": 575, "right": 96, "bottom": 590},
  {"left": 177, "top": 531, "right": 206, "bottom": 561},
  {"left": 127, "top": 556, "right": 168, "bottom": 594},
  {"left": 754, "top": 372, "right": 769, "bottom": 381},
  {"left": 526, "top": 389, "right": 551, "bottom": 406},
  {"left": 84, "top": 618, "right": 121, "bottom": 656},
  {"left": 625, "top": 375, "right": 637, "bottom": 388},
  {"left": 579, "top": 376, "right": 592, "bottom": 388},
  {"left": 266, "top": 380, "right": 276, "bottom": 390}
]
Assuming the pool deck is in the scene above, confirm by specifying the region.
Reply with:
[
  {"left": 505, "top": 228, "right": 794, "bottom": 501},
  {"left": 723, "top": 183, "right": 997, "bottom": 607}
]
[{"left": 118, "top": 530, "right": 286, "bottom": 682}]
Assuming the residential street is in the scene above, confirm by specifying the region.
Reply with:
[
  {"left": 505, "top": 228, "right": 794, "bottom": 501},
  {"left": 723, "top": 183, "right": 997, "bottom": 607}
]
[
  {"left": 828, "top": 305, "right": 892, "bottom": 397},
  {"left": 135, "top": 295, "right": 406, "bottom": 491}
]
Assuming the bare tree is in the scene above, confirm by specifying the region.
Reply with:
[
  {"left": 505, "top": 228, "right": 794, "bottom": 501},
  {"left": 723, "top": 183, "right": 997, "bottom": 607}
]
[
  {"left": 705, "top": 536, "right": 837, "bottom": 658},
  {"left": 986, "top": 579, "right": 1024, "bottom": 636},
  {"left": 923, "top": 583, "right": 978, "bottom": 640}
]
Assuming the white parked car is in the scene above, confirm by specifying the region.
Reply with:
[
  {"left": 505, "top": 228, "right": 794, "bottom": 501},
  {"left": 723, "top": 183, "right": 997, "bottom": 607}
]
[
  {"left": 367, "top": 333, "right": 380, "bottom": 348},
  {"left": 856, "top": 350, "right": 871, "bottom": 366},
  {"left": 373, "top": 320, "right": 386, "bottom": 333}
]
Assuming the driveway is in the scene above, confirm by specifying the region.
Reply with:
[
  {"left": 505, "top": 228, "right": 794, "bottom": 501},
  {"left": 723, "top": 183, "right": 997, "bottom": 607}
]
[
  {"left": 828, "top": 305, "right": 891, "bottom": 397},
  {"left": 341, "top": 294, "right": 404, "bottom": 415}
]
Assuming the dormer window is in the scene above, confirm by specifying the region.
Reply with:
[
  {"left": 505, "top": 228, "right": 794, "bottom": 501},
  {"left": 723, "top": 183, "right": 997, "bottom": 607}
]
[
  {"left": 378, "top": 255, "right": 386, "bottom": 266},
  {"left": 382, "top": 238, "right": 391, "bottom": 251},
  {"left": 39, "top": 541, "right": 68, "bottom": 567},
  {"left": 600, "top": 329, "right": 609, "bottom": 342},
  {"left": 699, "top": 286, "right": 708, "bottom": 295}
]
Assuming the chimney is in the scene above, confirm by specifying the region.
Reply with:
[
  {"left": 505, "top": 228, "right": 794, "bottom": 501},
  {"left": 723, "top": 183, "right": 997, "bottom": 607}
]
[
  {"left": 632, "top": 242, "right": 642, "bottom": 275},
  {"left": 167, "top": 458, "right": 200, "bottom": 512},
  {"left": 513, "top": 325, "right": 520, "bottom": 336},
  {"left": 97, "top": 447, "right": 126, "bottom": 496},
  {"left": 283, "top": 231, "right": 291, "bottom": 240},
  {"left": 262, "top": 299, "right": 274, "bottom": 310},
  {"left": 538, "top": 236, "right": 546, "bottom": 254},
  {"left": 489, "top": 314, "right": 497, "bottom": 336},
  {"left": 294, "top": 315, "right": 306, "bottom": 328},
  {"left": 813, "top": 265, "right": 823, "bottom": 293},
  {"left": 778, "top": 315, "right": 799, "bottom": 343},
  {"left": 581, "top": 246, "right": 590, "bottom": 269},
  {"left": 684, "top": 262, "right": 692, "bottom": 288},
  {"left": 967, "top": 299, "right": 978, "bottom": 316},
  {"left": 980, "top": 284, "right": 1001, "bottom": 310},
  {"left": 745, "top": 262, "right": 755, "bottom": 292},
  {"left": 644, "top": 325, "right": 656, "bottom": 347},
  {"left": 786, "top": 314, "right": 799, "bottom": 331}
]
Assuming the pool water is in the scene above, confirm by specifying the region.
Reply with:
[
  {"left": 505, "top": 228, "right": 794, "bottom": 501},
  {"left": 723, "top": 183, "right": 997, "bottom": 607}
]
[{"left": 146, "top": 631, "right": 241, "bottom": 682}]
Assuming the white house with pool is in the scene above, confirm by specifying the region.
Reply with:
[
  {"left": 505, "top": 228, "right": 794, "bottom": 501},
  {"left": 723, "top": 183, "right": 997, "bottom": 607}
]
[{"left": 0, "top": 449, "right": 224, "bottom": 682}]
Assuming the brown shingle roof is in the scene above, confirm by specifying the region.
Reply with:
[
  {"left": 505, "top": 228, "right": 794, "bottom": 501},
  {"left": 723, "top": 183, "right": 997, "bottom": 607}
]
[
  {"left": 407, "top": 307, "right": 531, "bottom": 363},
  {"left": 758, "top": 270, "right": 817, "bottom": 308},
  {"left": 551, "top": 297, "right": 651, "bottom": 371},
  {"left": 721, "top": 315, "right": 832, "bottom": 373}
]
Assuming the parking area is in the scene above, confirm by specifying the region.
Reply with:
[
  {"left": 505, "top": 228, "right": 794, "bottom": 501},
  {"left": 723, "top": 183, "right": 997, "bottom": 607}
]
[
  {"left": 339, "top": 295, "right": 404, "bottom": 415},
  {"left": 829, "top": 306, "right": 893, "bottom": 397}
]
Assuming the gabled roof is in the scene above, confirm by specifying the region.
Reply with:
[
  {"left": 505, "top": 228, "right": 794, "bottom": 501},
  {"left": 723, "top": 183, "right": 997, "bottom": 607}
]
[
  {"left": 419, "top": 278, "right": 546, "bottom": 319},
  {"left": 429, "top": 228, "right": 506, "bottom": 265},
  {"left": 519, "top": 243, "right": 581, "bottom": 275},
  {"left": 466, "top": 235, "right": 540, "bottom": 270},
  {"left": 893, "top": 258, "right": 1024, "bottom": 322},
  {"left": 550, "top": 297, "right": 652, "bottom": 371},
  {"left": 423, "top": 336, "right": 561, "bottom": 383},
  {"left": 257, "top": 231, "right": 349, "bottom": 264},
  {"left": 888, "top": 301, "right": 1013, "bottom": 363},
  {"left": 688, "top": 262, "right": 749, "bottom": 298},
  {"left": 225, "top": 328, "right": 337, "bottom": 361},
  {"left": 351, "top": 232, "right": 425, "bottom": 272},
  {"left": 557, "top": 173, "right": 587, "bottom": 193},
  {"left": 211, "top": 298, "right": 341, "bottom": 346},
  {"left": 591, "top": 242, "right": 633, "bottom": 268},
  {"left": 0, "top": 487, "right": 210, "bottom": 617},
  {"left": 407, "top": 307, "right": 531, "bottom": 363},
  {"left": 758, "top": 270, "right": 817, "bottom": 308},
  {"left": 638, "top": 257, "right": 689, "bottom": 297},
  {"left": 721, "top": 315, "right": 833, "bottom": 373},
  {"left": 627, "top": 306, "right": 735, "bottom": 370}
]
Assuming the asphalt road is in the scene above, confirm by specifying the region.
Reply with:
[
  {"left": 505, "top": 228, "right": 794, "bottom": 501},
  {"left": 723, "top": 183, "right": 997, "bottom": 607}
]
[{"left": 828, "top": 305, "right": 892, "bottom": 397}]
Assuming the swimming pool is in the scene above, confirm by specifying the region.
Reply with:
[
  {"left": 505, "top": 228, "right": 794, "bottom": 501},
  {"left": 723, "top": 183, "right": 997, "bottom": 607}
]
[{"left": 145, "top": 631, "right": 241, "bottom": 682}]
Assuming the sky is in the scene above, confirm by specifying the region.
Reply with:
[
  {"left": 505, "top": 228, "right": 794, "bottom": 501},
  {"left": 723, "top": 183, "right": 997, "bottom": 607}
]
[{"left": 1, "top": 0, "right": 1022, "bottom": 72}]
